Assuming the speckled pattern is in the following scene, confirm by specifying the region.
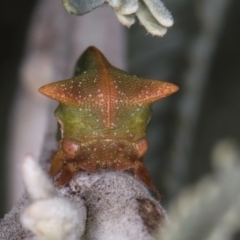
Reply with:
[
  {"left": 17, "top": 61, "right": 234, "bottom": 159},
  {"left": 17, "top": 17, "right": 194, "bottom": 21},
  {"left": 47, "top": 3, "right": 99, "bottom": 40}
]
[{"left": 39, "top": 47, "right": 178, "bottom": 196}]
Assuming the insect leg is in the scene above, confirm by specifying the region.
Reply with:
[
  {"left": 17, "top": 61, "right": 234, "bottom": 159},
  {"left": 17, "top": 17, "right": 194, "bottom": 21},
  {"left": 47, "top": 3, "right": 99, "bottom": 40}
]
[
  {"left": 49, "top": 150, "right": 66, "bottom": 176},
  {"left": 54, "top": 162, "right": 78, "bottom": 185},
  {"left": 134, "top": 161, "right": 162, "bottom": 200}
]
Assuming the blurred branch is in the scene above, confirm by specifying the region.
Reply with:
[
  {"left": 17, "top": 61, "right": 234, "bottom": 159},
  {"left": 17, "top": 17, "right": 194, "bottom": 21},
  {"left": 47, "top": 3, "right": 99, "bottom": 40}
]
[
  {"left": 158, "top": 139, "right": 240, "bottom": 240},
  {"left": 169, "top": 0, "right": 231, "bottom": 195}
]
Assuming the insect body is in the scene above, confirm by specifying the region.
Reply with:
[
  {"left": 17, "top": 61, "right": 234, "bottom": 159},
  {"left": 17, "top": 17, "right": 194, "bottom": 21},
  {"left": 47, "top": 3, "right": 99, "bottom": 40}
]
[{"left": 39, "top": 47, "right": 178, "bottom": 198}]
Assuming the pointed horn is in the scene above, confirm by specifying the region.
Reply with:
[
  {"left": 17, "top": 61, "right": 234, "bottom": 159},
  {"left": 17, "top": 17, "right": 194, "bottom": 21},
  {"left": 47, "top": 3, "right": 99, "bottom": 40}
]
[
  {"left": 38, "top": 80, "right": 81, "bottom": 106},
  {"left": 129, "top": 80, "right": 179, "bottom": 104},
  {"left": 146, "top": 80, "right": 179, "bottom": 103}
]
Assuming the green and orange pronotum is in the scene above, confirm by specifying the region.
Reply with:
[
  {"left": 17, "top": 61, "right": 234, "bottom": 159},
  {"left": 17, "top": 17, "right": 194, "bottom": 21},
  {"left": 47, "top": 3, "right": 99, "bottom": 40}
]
[{"left": 39, "top": 46, "right": 178, "bottom": 198}]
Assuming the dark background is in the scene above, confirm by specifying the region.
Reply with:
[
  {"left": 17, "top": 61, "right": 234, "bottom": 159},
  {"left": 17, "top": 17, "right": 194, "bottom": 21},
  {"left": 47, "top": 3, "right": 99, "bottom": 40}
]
[
  {"left": 0, "top": 0, "right": 37, "bottom": 216},
  {"left": 1, "top": 0, "right": 240, "bottom": 224}
]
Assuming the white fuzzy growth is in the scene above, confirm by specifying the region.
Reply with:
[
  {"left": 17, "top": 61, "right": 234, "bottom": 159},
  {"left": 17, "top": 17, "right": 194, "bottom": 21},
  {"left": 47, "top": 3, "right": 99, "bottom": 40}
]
[
  {"left": 21, "top": 156, "right": 86, "bottom": 240},
  {"left": 21, "top": 198, "right": 86, "bottom": 240},
  {"left": 115, "top": 12, "right": 136, "bottom": 27},
  {"left": 142, "top": 0, "right": 173, "bottom": 27},
  {"left": 108, "top": 0, "right": 138, "bottom": 15},
  {"left": 136, "top": 1, "right": 167, "bottom": 36},
  {"left": 22, "top": 155, "right": 56, "bottom": 201},
  {"left": 62, "top": 0, "right": 174, "bottom": 36},
  {"left": 62, "top": 0, "right": 105, "bottom": 15},
  {"left": 108, "top": 0, "right": 173, "bottom": 36}
]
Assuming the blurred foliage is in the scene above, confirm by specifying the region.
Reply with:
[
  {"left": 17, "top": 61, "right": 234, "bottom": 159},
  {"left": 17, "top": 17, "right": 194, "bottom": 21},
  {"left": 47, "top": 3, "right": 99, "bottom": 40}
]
[{"left": 158, "top": 139, "right": 240, "bottom": 240}]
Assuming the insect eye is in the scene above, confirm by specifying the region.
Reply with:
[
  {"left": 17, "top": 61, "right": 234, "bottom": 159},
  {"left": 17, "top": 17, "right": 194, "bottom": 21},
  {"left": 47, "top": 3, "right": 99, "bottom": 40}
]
[
  {"left": 135, "top": 138, "right": 148, "bottom": 158},
  {"left": 62, "top": 140, "right": 78, "bottom": 159}
]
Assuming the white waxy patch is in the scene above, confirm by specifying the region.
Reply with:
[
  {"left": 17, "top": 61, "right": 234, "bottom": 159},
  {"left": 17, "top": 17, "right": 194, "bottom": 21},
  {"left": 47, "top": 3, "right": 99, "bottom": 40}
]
[{"left": 21, "top": 156, "right": 86, "bottom": 240}]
